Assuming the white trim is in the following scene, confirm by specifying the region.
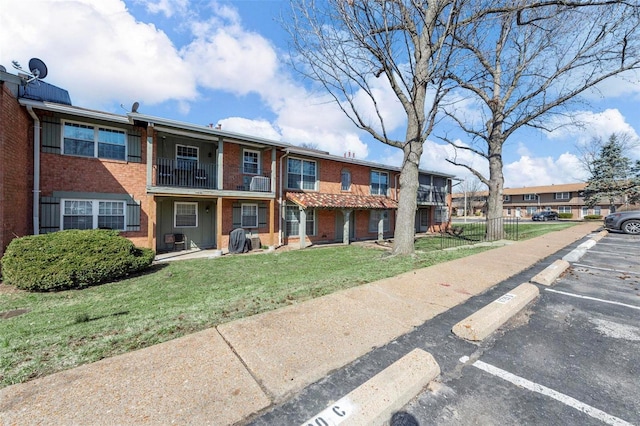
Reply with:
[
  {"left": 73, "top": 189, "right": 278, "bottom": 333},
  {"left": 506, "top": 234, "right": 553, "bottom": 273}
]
[
  {"left": 241, "top": 203, "right": 259, "bottom": 228},
  {"left": 286, "top": 157, "right": 318, "bottom": 191},
  {"left": 370, "top": 170, "right": 389, "bottom": 196},
  {"left": 60, "top": 198, "right": 126, "bottom": 231},
  {"left": 61, "top": 119, "right": 128, "bottom": 161},
  {"left": 243, "top": 148, "right": 261, "bottom": 175},
  {"left": 174, "top": 201, "right": 198, "bottom": 228},
  {"left": 175, "top": 144, "right": 199, "bottom": 162}
]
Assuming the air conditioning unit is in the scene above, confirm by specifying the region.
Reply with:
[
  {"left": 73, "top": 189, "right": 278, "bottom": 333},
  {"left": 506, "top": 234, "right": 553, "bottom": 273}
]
[{"left": 250, "top": 176, "right": 270, "bottom": 192}]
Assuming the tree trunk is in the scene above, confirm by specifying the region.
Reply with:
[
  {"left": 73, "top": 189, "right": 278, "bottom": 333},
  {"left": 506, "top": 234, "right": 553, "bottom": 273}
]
[
  {"left": 485, "top": 140, "right": 505, "bottom": 240},
  {"left": 392, "top": 139, "right": 423, "bottom": 255}
]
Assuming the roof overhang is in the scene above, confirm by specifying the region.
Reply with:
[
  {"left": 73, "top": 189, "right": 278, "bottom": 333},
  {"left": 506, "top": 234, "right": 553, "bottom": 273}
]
[{"left": 19, "top": 99, "right": 129, "bottom": 124}]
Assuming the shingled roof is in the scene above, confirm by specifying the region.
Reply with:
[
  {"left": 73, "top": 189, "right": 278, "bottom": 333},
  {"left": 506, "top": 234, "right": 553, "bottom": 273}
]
[{"left": 286, "top": 192, "right": 398, "bottom": 209}]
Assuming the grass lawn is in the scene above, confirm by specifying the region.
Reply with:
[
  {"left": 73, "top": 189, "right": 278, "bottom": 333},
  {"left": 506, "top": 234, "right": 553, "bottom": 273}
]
[{"left": 0, "top": 222, "right": 576, "bottom": 389}]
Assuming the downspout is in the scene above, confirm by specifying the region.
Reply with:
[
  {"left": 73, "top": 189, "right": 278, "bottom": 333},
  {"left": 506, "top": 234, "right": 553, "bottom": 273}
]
[
  {"left": 278, "top": 149, "right": 290, "bottom": 246},
  {"left": 26, "top": 106, "right": 40, "bottom": 235}
]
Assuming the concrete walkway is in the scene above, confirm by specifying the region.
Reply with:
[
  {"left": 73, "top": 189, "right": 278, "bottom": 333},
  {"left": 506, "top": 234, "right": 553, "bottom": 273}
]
[{"left": 0, "top": 222, "right": 601, "bottom": 425}]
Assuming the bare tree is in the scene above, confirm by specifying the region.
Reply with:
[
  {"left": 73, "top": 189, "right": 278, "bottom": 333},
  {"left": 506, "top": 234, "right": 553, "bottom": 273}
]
[
  {"left": 284, "top": 0, "right": 459, "bottom": 255},
  {"left": 441, "top": 1, "right": 640, "bottom": 239},
  {"left": 285, "top": 0, "right": 640, "bottom": 253}
]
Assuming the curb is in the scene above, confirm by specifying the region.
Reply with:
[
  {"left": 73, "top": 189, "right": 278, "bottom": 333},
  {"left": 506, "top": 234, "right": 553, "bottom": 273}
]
[
  {"left": 530, "top": 259, "right": 571, "bottom": 286},
  {"left": 301, "top": 349, "right": 440, "bottom": 426},
  {"left": 452, "top": 283, "right": 539, "bottom": 341}
]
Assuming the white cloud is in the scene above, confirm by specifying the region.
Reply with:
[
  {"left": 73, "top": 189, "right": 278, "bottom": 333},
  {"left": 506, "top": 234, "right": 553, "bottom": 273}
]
[
  {"left": 546, "top": 109, "right": 639, "bottom": 144},
  {"left": 503, "top": 152, "right": 587, "bottom": 188},
  {"left": 218, "top": 117, "right": 282, "bottom": 141},
  {"left": 136, "top": 0, "right": 188, "bottom": 17},
  {"left": 0, "top": 0, "right": 196, "bottom": 109}
]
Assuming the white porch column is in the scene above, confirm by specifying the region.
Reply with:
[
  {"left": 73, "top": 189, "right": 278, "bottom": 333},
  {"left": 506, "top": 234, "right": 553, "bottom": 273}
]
[
  {"left": 342, "top": 209, "right": 352, "bottom": 245},
  {"left": 217, "top": 137, "right": 224, "bottom": 190},
  {"left": 299, "top": 206, "right": 307, "bottom": 249},
  {"left": 378, "top": 211, "right": 385, "bottom": 241}
]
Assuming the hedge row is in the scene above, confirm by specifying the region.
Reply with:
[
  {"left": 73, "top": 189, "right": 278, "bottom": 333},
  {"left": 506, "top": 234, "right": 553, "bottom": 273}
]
[{"left": 1, "top": 229, "right": 155, "bottom": 292}]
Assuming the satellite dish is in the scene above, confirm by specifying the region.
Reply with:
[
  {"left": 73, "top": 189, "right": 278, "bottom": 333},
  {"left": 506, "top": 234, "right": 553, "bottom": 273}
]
[
  {"left": 131, "top": 102, "right": 139, "bottom": 113},
  {"left": 0, "top": 65, "right": 6, "bottom": 72},
  {"left": 28, "top": 58, "right": 48, "bottom": 79}
]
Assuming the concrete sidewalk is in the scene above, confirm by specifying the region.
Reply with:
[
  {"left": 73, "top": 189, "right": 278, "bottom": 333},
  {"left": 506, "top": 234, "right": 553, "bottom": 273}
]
[{"left": 0, "top": 222, "right": 601, "bottom": 425}]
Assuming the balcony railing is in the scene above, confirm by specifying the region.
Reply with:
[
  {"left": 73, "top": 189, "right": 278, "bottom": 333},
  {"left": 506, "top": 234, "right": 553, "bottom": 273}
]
[
  {"left": 155, "top": 158, "right": 216, "bottom": 189},
  {"left": 417, "top": 189, "right": 447, "bottom": 204},
  {"left": 225, "top": 172, "right": 272, "bottom": 192}
]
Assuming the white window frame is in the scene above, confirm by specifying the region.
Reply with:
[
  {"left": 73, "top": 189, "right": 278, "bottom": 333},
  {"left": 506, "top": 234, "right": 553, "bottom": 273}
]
[
  {"left": 61, "top": 199, "right": 126, "bottom": 231},
  {"left": 524, "top": 194, "right": 537, "bottom": 201},
  {"left": 243, "top": 149, "right": 261, "bottom": 175},
  {"left": 555, "top": 192, "right": 570, "bottom": 200},
  {"left": 62, "top": 120, "right": 127, "bottom": 161},
  {"left": 174, "top": 202, "right": 198, "bottom": 228},
  {"left": 285, "top": 205, "right": 316, "bottom": 236},
  {"left": 176, "top": 145, "right": 199, "bottom": 169},
  {"left": 369, "top": 210, "right": 390, "bottom": 232},
  {"left": 558, "top": 206, "right": 572, "bottom": 214},
  {"left": 241, "top": 203, "right": 259, "bottom": 228},
  {"left": 503, "top": 195, "right": 511, "bottom": 201},
  {"left": 526, "top": 206, "right": 538, "bottom": 215},
  {"left": 434, "top": 206, "right": 449, "bottom": 223},
  {"left": 594, "top": 206, "right": 601, "bottom": 215},
  {"left": 370, "top": 170, "right": 389, "bottom": 196},
  {"left": 287, "top": 158, "right": 317, "bottom": 190}
]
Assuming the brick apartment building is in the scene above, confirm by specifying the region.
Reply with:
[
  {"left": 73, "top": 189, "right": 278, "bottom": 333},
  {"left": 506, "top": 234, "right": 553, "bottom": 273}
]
[
  {"left": 452, "top": 182, "right": 622, "bottom": 218},
  {"left": 0, "top": 68, "right": 454, "bottom": 257}
]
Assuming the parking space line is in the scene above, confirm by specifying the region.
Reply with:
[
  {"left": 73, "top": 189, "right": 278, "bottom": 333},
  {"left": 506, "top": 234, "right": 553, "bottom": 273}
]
[
  {"left": 459, "top": 356, "right": 633, "bottom": 426},
  {"left": 572, "top": 263, "right": 640, "bottom": 276},
  {"left": 545, "top": 289, "right": 640, "bottom": 310}
]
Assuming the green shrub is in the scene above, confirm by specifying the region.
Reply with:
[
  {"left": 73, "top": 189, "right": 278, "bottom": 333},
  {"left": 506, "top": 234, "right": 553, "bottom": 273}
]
[
  {"left": 583, "top": 214, "right": 603, "bottom": 220},
  {"left": 558, "top": 213, "right": 573, "bottom": 219},
  {"left": 1, "top": 229, "right": 155, "bottom": 291}
]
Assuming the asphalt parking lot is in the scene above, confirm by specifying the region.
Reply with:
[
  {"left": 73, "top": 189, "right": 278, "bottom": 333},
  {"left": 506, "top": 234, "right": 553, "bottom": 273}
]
[
  {"left": 400, "top": 231, "right": 640, "bottom": 425},
  {"left": 248, "top": 231, "right": 639, "bottom": 426}
]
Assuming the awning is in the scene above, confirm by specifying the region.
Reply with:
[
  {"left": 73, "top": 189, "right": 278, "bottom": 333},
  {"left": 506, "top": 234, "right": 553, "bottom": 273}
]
[{"left": 286, "top": 192, "right": 398, "bottom": 209}]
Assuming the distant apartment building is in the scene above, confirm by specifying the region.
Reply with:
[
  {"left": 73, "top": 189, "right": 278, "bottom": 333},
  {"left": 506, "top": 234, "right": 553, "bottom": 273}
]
[
  {"left": 0, "top": 67, "right": 454, "bottom": 257},
  {"left": 452, "top": 182, "right": 621, "bottom": 218}
]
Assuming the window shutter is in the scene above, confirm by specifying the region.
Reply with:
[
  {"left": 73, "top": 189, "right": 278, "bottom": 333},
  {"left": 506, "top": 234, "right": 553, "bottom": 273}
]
[
  {"left": 127, "top": 130, "right": 142, "bottom": 163},
  {"left": 40, "top": 196, "right": 60, "bottom": 233},
  {"left": 258, "top": 203, "right": 267, "bottom": 227},
  {"left": 232, "top": 203, "right": 241, "bottom": 227},
  {"left": 41, "top": 119, "right": 61, "bottom": 154},
  {"left": 126, "top": 199, "right": 141, "bottom": 231}
]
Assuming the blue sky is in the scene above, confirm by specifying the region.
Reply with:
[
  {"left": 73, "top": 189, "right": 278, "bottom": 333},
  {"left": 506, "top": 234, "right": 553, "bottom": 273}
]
[{"left": 1, "top": 0, "right": 639, "bottom": 189}]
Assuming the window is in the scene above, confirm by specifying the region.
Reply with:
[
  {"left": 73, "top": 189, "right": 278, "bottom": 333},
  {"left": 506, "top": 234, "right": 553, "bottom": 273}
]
[
  {"left": 524, "top": 194, "right": 537, "bottom": 201},
  {"left": 435, "top": 206, "right": 449, "bottom": 223},
  {"left": 241, "top": 204, "right": 258, "bottom": 228},
  {"left": 243, "top": 149, "right": 260, "bottom": 175},
  {"left": 63, "top": 122, "right": 126, "bottom": 160},
  {"left": 62, "top": 199, "right": 125, "bottom": 230},
  {"left": 370, "top": 171, "right": 389, "bottom": 196},
  {"left": 341, "top": 169, "right": 351, "bottom": 191},
  {"left": 555, "top": 192, "right": 570, "bottom": 200},
  {"left": 526, "top": 206, "right": 537, "bottom": 215},
  {"left": 369, "top": 210, "right": 390, "bottom": 232},
  {"left": 594, "top": 206, "right": 601, "bottom": 215},
  {"left": 581, "top": 207, "right": 589, "bottom": 217},
  {"left": 503, "top": 195, "right": 511, "bottom": 202},
  {"left": 285, "top": 205, "right": 315, "bottom": 236},
  {"left": 174, "top": 202, "right": 198, "bottom": 227},
  {"left": 558, "top": 206, "right": 572, "bottom": 214},
  {"left": 287, "top": 158, "right": 317, "bottom": 190},
  {"left": 176, "top": 145, "right": 198, "bottom": 170}
]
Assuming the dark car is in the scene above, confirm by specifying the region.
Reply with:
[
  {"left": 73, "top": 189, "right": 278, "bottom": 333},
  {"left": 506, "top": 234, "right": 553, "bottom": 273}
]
[
  {"left": 604, "top": 210, "right": 640, "bottom": 234},
  {"left": 532, "top": 210, "right": 559, "bottom": 221}
]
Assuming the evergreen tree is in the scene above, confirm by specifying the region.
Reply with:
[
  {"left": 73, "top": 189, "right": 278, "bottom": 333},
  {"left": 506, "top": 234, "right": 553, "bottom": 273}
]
[{"left": 584, "top": 134, "right": 640, "bottom": 209}]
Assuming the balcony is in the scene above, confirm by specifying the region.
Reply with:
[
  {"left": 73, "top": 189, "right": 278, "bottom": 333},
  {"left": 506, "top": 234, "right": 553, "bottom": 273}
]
[
  {"left": 417, "top": 189, "right": 447, "bottom": 205},
  {"left": 225, "top": 172, "right": 272, "bottom": 193},
  {"left": 154, "top": 158, "right": 216, "bottom": 189}
]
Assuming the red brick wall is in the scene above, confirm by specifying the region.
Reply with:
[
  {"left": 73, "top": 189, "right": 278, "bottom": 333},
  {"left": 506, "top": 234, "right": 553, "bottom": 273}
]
[
  {"left": 39, "top": 124, "right": 151, "bottom": 249},
  {"left": 0, "top": 83, "right": 33, "bottom": 258}
]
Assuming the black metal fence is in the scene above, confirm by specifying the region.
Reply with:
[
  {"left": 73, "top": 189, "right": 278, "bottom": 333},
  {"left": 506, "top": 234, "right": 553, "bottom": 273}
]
[{"left": 439, "top": 216, "right": 520, "bottom": 249}]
